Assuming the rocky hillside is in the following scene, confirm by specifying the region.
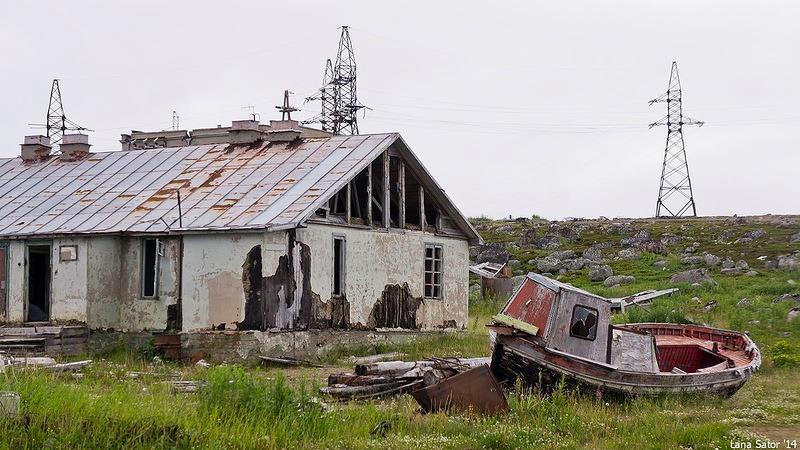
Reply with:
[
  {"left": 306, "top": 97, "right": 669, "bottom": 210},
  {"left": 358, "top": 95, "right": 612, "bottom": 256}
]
[{"left": 469, "top": 214, "right": 800, "bottom": 363}]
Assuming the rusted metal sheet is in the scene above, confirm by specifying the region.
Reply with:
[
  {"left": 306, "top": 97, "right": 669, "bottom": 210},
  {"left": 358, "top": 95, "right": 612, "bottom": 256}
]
[
  {"left": 0, "top": 135, "right": 398, "bottom": 237},
  {"left": 411, "top": 365, "right": 508, "bottom": 414},
  {"left": 501, "top": 277, "right": 555, "bottom": 338}
]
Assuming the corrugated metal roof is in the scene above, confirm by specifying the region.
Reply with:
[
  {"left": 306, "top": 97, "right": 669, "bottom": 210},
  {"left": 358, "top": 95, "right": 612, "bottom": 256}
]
[{"left": 0, "top": 133, "right": 398, "bottom": 237}]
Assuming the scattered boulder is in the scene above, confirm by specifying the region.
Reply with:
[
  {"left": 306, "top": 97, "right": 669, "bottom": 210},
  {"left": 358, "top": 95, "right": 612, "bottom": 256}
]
[
  {"left": 774, "top": 294, "right": 800, "bottom": 305},
  {"left": 549, "top": 223, "right": 580, "bottom": 242},
  {"left": 582, "top": 244, "right": 605, "bottom": 261},
  {"left": 517, "top": 228, "right": 538, "bottom": 247},
  {"left": 508, "top": 259, "right": 520, "bottom": 267},
  {"left": 734, "top": 237, "right": 753, "bottom": 245},
  {"left": 742, "top": 228, "right": 767, "bottom": 240},
  {"left": 684, "top": 243, "right": 699, "bottom": 254},
  {"left": 764, "top": 260, "right": 777, "bottom": 270},
  {"left": 495, "top": 224, "right": 514, "bottom": 233},
  {"left": 653, "top": 260, "right": 668, "bottom": 268},
  {"left": 474, "top": 243, "right": 509, "bottom": 264},
  {"left": 681, "top": 255, "right": 705, "bottom": 265},
  {"left": 721, "top": 267, "right": 743, "bottom": 275},
  {"left": 638, "top": 240, "right": 668, "bottom": 255},
  {"left": 621, "top": 230, "right": 649, "bottom": 247},
  {"left": 704, "top": 253, "right": 722, "bottom": 267},
  {"left": 533, "top": 235, "right": 562, "bottom": 250},
  {"left": 737, "top": 298, "right": 752, "bottom": 308},
  {"left": 564, "top": 257, "right": 588, "bottom": 272},
  {"left": 603, "top": 275, "right": 636, "bottom": 287},
  {"left": 536, "top": 258, "right": 561, "bottom": 274},
  {"left": 745, "top": 270, "right": 759, "bottom": 277},
  {"left": 548, "top": 250, "right": 576, "bottom": 261},
  {"left": 778, "top": 255, "right": 799, "bottom": 271},
  {"left": 660, "top": 234, "right": 682, "bottom": 246},
  {"left": 721, "top": 258, "right": 736, "bottom": 269},
  {"left": 791, "top": 232, "right": 800, "bottom": 243},
  {"left": 736, "top": 260, "right": 749, "bottom": 270},
  {"left": 703, "top": 301, "right": 718, "bottom": 312},
  {"left": 788, "top": 309, "right": 800, "bottom": 322},
  {"left": 671, "top": 268, "right": 715, "bottom": 285},
  {"left": 618, "top": 248, "right": 641, "bottom": 260},
  {"left": 589, "top": 265, "right": 613, "bottom": 282},
  {"left": 716, "top": 229, "right": 737, "bottom": 243}
]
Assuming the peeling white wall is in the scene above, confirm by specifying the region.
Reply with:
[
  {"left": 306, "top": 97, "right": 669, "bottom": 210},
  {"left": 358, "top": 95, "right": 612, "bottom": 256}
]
[
  {"left": 86, "top": 237, "right": 121, "bottom": 329},
  {"left": 50, "top": 237, "right": 88, "bottom": 322},
  {"left": 6, "top": 240, "right": 25, "bottom": 322},
  {"left": 299, "top": 224, "right": 470, "bottom": 329},
  {"left": 181, "top": 232, "right": 284, "bottom": 332}
]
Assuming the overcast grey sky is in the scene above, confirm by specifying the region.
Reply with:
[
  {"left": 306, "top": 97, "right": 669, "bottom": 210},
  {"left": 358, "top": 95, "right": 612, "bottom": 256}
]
[{"left": 1, "top": 1, "right": 798, "bottom": 220}]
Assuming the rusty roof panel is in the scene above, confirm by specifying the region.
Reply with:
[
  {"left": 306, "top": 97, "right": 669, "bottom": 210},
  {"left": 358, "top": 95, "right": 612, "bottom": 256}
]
[{"left": 0, "top": 134, "right": 399, "bottom": 236}]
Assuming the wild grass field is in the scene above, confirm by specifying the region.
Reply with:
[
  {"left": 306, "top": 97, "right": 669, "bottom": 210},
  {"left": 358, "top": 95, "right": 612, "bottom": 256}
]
[{"left": 1, "top": 216, "right": 799, "bottom": 449}]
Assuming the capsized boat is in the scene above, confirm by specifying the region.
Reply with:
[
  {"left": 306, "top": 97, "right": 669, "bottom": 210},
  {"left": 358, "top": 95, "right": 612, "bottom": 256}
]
[{"left": 488, "top": 273, "right": 761, "bottom": 397}]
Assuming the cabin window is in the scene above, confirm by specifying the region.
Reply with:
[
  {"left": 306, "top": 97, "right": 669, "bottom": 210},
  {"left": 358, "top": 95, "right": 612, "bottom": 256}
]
[
  {"left": 569, "top": 305, "right": 598, "bottom": 341},
  {"left": 332, "top": 236, "right": 346, "bottom": 297},
  {"left": 141, "top": 238, "right": 160, "bottom": 298},
  {"left": 424, "top": 244, "right": 443, "bottom": 299}
]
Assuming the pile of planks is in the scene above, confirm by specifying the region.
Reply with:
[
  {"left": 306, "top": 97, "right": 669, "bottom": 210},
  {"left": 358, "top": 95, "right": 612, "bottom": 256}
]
[
  {"left": 0, "top": 355, "right": 92, "bottom": 373},
  {"left": 321, "top": 356, "right": 491, "bottom": 401}
]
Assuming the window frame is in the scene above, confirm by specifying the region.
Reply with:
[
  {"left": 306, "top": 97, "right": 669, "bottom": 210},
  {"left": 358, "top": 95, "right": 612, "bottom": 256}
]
[
  {"left": 331, "top": 235, "right": 346, "bottom": 298},
  {"left": 140, "top": 238, "right": 161, "bottom": 299},
  {"left": 423, "top": 243, "right": 444, "bottom": 300},
  {"left": 569, "top": 304, "right": 599, "bottom": 341}
]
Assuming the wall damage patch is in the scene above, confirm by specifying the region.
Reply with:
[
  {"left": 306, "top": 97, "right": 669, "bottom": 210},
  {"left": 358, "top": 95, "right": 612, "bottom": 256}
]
[{"left": 368, "top": 283, "right": 423, "bottom": 329}]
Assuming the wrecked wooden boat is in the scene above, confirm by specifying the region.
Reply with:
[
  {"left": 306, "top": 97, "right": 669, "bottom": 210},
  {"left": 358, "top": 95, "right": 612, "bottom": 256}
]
[{"left": 489, "top": 273, "right": 761, "bottom": 397}]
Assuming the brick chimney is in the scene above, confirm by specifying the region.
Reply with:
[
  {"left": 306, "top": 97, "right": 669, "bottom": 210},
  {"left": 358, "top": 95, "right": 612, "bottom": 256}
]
[
  {"left": 20, "top": 135, "right": 52, "bottom": 162},
  {"left": 266, "top": 119, "right": 302, "bottom": 142},
  {"left": 60, "top": 133, "right": 91, "bottom": 161},
  {"left": 228, "top": 120, "right": 264, "bottom": 145}
]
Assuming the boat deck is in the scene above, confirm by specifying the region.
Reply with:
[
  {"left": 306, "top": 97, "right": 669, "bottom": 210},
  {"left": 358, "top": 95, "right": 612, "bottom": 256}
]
[{"left": 654, "top": 334, "right": 752, "bottom": 368}]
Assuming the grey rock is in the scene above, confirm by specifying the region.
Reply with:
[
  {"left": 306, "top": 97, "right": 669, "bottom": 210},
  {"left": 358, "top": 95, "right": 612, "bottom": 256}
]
[
  {"left": 589, "top": 265, "right": 613, "bottom": 282},
  {"left": 774, "top": 294, "right": 800, "bottom": 305},
  {"left": 549, "top": 223, "right": 580, "bottom": 242},
  {"left": 508, "top": 259, "right": 520, "bottom": 267},
  {"left": 791, "top": 232, "right": 800, "bottom": 243},
  {"left": 621, "top": 230, "right": 650, "bottom": 247},
  {"left": 660, "top": 234, "right": 682, "bottom": 245},
  {"left": 517, "top": 228, "right": 538, "bottom": 247},
  {"left": 536, "top": 258, "right": 561, "bottom": 274},
  {"left": 618, "top": 248, "right": 641, "bottom": 260},
  {"left": 703, "top": 301, "right": 718, "bottom": 312},
  {"left": 716, "top": 229, "right": 737, "bottom": 243},
  {"left": 474, "top": 243, "right": 509, "bottom": 264},
  {"left": 639, "top": 240, "right": 668, "bottom": 255},
  {"left": 788, "top": 308, "right": 800, "bottom": 322},
  {"left": 736, "top": 260, "right": 749, "bottom": 269},
  {"left": 681, "top": 255, "right": 705, "bottom": 265},
  {"left": 565, "top": 257, "right": 588, "bottom": 272},
  {"left": 704, "top": 254, "right": 722, "bottom": 267},
  {"left": 742, "top": 228, "right": 767, "bottom": 240},
  {"left": 671, "top": 268, "right": 716, "bottom": 285},
  {"left": 721, "top": 258, "right": 736, "bottom": 269},
  {"left": 778, "top": 256, "right": 799, "bottom": 271},
  {"left": 737, "top": 298, "right": 752, "bottom": 308},
  {"left": 684, "top": 245, "right": 698, "bottom": 254},
  {"left": 533, "top": 235, "right": 562, "bottom": 250},
  {"left": 549, "top": 250, "right": 577, "bottom": 261},
  {"left": 734, "top": 237, "right": 753, "bottom": 245},
  {"left": 603, "top": 275, "right": 636, "bottom": 287},
  {"left": 582, "top": 245, "right": 605, "bottom": 261},
  {"left": 745, "top": 270, "right": 759, "bottom": 277},
  {"left": 495, "top": 224, "right": 514, "bottom": 233},
  {"left": 653, "top": 260, "right": 668, "bottom": 268},
  {"left": 764, "top": 260, "right": 777, "bottom": 270},
  {"left": 721, "top": 267, "right": 744, "bottom": 275}
]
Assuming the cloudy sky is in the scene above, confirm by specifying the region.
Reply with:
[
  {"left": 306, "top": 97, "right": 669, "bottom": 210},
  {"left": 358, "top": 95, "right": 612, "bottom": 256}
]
[{"left": 1, "top": 1, "right": 797, "bottom": 220}]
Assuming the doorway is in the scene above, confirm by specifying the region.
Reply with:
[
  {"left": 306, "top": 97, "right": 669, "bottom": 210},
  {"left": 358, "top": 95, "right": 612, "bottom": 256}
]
[
  {"left": 0, "top": 243, "right": 7, "bottom": 322},
  {"left": 27, "top": 244, "right": 51, "bottom": 322}
]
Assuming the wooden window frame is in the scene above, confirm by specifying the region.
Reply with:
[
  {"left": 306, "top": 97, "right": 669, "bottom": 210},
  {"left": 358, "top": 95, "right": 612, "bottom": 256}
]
[{"left": 423, "top": 243, "right": 443, "bottom": 299}]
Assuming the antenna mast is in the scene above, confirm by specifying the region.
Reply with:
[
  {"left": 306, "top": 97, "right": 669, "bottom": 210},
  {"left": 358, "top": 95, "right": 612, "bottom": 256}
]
[
  {"left": 276, "top": 90, "right": 299, "bottom": 120},
  {"left": 649, "top": 62, "right": 703, "bottom": 217},
  {"left": 29, "top": 79, "right": 92, "bottom": 148}
]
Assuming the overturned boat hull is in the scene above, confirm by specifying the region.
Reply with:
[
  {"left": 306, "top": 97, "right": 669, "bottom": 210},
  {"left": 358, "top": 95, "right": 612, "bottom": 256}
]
[{"left": 491, "top": 323, "right": 761, "bottom": 398}]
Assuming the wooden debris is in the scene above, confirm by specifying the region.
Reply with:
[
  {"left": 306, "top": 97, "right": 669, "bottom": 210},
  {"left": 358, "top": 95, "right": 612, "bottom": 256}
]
[
  {"left": 349, "top": 352, "right": 406, "bottom": 365},
  {"left": 168, "top": 380, "right": 206, "bottom": 394},
  {"left": 44, "top": 360, "right": 92, "bottom": 372},
  {"left": 259, "top": 355, "right": 323, "bottom": 368}
]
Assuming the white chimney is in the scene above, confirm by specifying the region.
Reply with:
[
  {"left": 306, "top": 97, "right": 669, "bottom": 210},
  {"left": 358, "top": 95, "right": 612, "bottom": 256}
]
[
  {"left": 60, "top": 133, "right": 91, "bottom": 161},
  {"left": 266, "top": 119, "right": 302, "bottom": 142},
  {"left": 228, "top": 120, "right": 264, "bottom": 145},
  {"left": 20, "top": 135, "right": 52, "bottom": 161}
]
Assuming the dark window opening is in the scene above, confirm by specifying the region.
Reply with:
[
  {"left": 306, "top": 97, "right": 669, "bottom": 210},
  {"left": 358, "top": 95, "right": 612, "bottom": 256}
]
[
  {"left": 370, "top": 158, "right": 384, "bottom": 227},
  {"left": 332, "top": 236, "right": 345, "bottom": 297},
  {"left": 142, "top": 238, "right": 159, "bottom": 298},
  {"left": 405, "top": 171, "right": 421, "bottom": 229},
  {"left": 349, "top": 168, "right": 370, "bottom": 224},
  {"left": 328, "top": 187, "right": 348, "bottom": 216},
  {"left": 424, "top": 244, "right": 443, "bottom": 299},
  {"left": 569, "top": 305, "right": 598, "bottom": 341},
  {"left": 26, "top": 244, "right": 51, "bottom": 322},
  {"left": 0, "top": 244, "right": 7, "bottom": 321},
  {"left": 424, "top": 194, "right": 440, "bottom": 230}
]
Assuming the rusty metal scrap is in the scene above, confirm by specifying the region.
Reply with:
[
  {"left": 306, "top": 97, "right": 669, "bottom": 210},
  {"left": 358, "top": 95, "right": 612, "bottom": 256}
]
[{"left": 411, "top": 365, "right": 508, "bottom": 415}]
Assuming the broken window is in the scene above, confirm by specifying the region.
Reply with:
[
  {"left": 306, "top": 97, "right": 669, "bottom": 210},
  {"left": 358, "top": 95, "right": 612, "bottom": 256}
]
[
  {"left": 0, "top": 243, "right": 7, "bottom": 321},
  {"left": 424, "top": 244, "right": 443, "bottom": 299},
  {"left": 332, "top": 236, "right": 346, "bottom": 297},
  {"left": 569, "top": 305, "right": 598, "bottom": 340},
  {"left": 370, "top": 157, "right": 384, "bottom": 227},
  {"left": 141, "top": 238, "right": 160, "bottom": 298}
]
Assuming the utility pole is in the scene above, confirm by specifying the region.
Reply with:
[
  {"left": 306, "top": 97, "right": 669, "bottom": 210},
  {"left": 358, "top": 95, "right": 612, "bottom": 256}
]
[
  {"left": 649, "top": 62, "right": 703, "bottom": 217},
  {"left": 29, "top": 79, "right": 91, "bottom": 148},
  {"left": 305, "top": 26, "right": 368, "bottom": 135},
  {"left": 276, "top": 90, "right": 299, "bottom": 120},
  {"left": 172, "top": 111, "right": 180, "bottom": 130}
]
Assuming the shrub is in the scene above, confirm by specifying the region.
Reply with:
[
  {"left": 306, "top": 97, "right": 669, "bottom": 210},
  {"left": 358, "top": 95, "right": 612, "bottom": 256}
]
[{"left": 769, "top": 340, "right": 800, "bottom": 368}]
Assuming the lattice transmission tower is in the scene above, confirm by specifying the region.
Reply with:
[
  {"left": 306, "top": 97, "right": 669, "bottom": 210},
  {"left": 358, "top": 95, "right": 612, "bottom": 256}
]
[
  {"left": 305, "top": 26, "right": 368, "bottom": 134},
  {"left": 649, "top": 62, "right": 703, "bottom": 217},
  {"left": 29, "top": 79, "right": 91, "bottom": 147}
]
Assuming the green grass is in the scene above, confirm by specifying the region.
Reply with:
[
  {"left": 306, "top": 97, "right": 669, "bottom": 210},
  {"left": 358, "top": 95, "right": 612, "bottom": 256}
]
[{"left": 1, "top": 216, "right": 798, "bottom": 448}]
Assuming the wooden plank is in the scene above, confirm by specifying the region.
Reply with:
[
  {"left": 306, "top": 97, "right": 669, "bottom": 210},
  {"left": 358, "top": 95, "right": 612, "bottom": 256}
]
[
  {"left": 492, "top": 313, "right": 540, "bottom": 336},
  {"left": 383, "top": 150, "right": 390, "bottom": 228},
  {"left": 366, "top": 163, "right": 372, "bottom": 226},
  {"left": 345, "top": 181, "right": 351, "bottom": 224},
  {"left": 420, "top": 186, "right": 426, "bottom": 232},
  {"left": 398, "top": 161, "right": 405, "bottom": 228}
]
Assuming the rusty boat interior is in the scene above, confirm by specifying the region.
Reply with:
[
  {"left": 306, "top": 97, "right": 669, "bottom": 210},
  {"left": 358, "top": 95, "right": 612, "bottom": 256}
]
[{"left": 489, "top": 273, "right": 760, "bottom": 395}]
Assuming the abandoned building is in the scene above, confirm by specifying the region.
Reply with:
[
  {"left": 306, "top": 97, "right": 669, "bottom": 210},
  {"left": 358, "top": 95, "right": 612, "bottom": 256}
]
[{"left": 0, "top": 119, "right": 481, "bottom": 350}]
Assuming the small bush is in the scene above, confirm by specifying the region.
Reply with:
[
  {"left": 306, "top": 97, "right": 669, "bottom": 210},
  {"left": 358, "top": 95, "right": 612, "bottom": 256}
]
[{"left": 769, "top": 340, "right": 800, "bottom": 368}]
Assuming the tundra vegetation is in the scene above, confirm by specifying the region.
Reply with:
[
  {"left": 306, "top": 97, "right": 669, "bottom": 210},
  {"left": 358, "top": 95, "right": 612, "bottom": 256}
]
[{"left": 1, "top": 216, "right": 799, "bottom": 449}]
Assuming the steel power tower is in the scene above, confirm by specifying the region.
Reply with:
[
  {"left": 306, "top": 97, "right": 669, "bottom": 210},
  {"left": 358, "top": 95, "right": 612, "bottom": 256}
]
[
  {"left": 30, "top": 80, "right": 91, "bottom": 148},
  {"left": 305, "top": 27, "right": 368, "bottom": 135},
  {"left": 649, "top": 62, "right": 703, "bottom": 217}
]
